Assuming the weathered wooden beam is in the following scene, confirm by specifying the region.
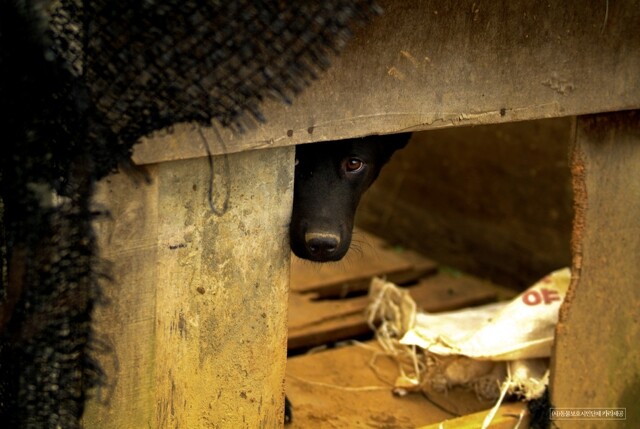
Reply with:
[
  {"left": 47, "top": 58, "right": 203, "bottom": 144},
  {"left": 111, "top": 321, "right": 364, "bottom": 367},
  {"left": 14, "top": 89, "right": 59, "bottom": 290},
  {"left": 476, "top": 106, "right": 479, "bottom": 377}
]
[
  {"left": 551, "top": 110, "right": 640, "bottom": 428},
  {"left": 83, "top": 146, "right": 294, "bottom": 428},
  {"left": 132, "top": 0, "right": 640, "bottom": 164}
]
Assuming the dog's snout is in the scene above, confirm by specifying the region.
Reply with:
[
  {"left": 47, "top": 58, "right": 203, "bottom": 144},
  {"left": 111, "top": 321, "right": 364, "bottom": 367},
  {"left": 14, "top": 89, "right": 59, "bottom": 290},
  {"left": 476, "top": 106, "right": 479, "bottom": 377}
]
[{"left": 305, "top": 232, "right": 341, "bottom": 258}]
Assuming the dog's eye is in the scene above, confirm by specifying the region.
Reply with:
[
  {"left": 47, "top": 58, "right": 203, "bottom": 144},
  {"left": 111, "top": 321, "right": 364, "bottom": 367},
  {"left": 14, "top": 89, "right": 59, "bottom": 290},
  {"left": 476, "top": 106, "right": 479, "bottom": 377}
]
[{"left": 344, "top": 158, "right": 364, "bottom": 173}]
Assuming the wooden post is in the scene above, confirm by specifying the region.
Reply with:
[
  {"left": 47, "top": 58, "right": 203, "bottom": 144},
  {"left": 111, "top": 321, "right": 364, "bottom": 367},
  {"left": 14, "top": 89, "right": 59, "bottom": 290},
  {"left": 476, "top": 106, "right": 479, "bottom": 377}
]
[
  {"left": 551, "top": 111, "right": 640, "bottom": 427},
  {"left": 83, "top": 145, "right": 294, "bottom": 428}
]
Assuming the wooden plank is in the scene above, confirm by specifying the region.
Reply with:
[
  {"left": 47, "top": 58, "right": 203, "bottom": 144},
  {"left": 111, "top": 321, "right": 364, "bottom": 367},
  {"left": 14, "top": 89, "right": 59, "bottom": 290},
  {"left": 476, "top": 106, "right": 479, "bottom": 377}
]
[
  {"left": 84, "top": 147, "right": 294, "bottom": 428},
  {"left": 551, "top": 111, "right": 640, "bottom": 428},
  {"left": 83, "top": 166, "right": 160, "bottom": 428},
  {"left": 288, "top": 272, "right": 504, "bottom": 351},
  {"left": 132, "top": 0, "right": 640, "bottom": 164},
  {"left": 290, "top": 229, "right": 438, "bottom": 297},
  {"left": 419, "top": 402, "right": 530, "bottom": 429},
  {"left": 286, "top": 340, "right": 518, "bottom": 428}
]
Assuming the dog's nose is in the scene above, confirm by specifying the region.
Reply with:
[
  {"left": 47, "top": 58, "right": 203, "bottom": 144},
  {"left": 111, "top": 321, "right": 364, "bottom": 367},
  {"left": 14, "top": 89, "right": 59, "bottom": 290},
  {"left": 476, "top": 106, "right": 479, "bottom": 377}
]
[{"left": 305, "top": 232, "right": 341, "bottom": 258}]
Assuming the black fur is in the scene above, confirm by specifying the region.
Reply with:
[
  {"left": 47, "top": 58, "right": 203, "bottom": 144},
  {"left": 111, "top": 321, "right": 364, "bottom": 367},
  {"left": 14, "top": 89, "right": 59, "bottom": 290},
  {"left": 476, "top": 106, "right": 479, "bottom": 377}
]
[
  {"left": 286, "top": 133, "right": 409, "bottom": 423},
  {"left": 290, "top": 133, "right": 410, "bottom": 262}
]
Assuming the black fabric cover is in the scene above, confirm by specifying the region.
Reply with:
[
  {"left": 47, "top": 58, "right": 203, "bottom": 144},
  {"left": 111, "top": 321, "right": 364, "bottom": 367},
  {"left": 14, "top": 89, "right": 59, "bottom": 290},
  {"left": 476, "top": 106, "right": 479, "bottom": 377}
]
[{"left": 0, "top": 1, "right": 380, "bottom": 427}]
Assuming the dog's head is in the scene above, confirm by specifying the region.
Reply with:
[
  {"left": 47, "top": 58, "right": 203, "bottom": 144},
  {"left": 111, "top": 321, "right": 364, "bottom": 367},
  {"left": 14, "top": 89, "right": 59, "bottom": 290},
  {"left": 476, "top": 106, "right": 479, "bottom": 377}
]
[{"left": 290, "top": 133, "right": 410, "bottom": 261}]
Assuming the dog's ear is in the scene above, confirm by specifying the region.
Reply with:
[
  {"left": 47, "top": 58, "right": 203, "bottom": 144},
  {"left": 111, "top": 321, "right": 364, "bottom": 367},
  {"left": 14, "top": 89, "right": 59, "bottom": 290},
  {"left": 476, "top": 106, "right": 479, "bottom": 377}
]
[
  {"left": 390, "top": 132, "right": 412, "bottom": 150},
  {"left": 375, "top": 132, "right": 411, "bottom": 159}
]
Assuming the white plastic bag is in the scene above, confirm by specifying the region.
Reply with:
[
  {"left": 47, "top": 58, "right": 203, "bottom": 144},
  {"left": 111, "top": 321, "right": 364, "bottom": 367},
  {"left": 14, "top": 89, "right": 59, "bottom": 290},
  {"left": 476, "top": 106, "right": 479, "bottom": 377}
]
[
  {"left": 400, "top": 267, "right": 570, "bottom": 361},
  {"left": 367, "top": 268, "right": 570, "bottom": 402}
]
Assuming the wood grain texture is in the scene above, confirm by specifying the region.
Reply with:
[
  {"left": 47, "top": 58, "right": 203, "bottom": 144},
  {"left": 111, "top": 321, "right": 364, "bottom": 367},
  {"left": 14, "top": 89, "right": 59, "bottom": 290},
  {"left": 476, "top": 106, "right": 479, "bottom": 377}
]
[
  {"left": 84, "top": 167, "right": 160, "bottom": 428},
  {"left": 288, "top": 230, "right": 510, "bottom": 351},
  {"left": 551, "top": 111, "right": 640, "bottom": 428},
  {"left": 288, "top": 272, "right": 502, "bottom": 351},
  {"left": 418, "top": 402, "right": 530, "bottom": 429},
  {"left": 84, "top": 146, "right": 294, "bottom": 428},
  {"left": 132, "top": 0, "right": 640, "bottom": 164},
  {"left": 286, "top": 340, "right": 528, "bottom": 428}
]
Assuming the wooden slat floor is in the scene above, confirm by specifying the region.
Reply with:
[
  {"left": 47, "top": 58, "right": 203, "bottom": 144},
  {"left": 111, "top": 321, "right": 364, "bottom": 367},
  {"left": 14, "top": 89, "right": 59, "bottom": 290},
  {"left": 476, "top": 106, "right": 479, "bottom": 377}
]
[
  {"left": 286, "top": 229, "right": 526, "bottom": 428},
  {"left": 286, "top": 342, "right": 529, "bottom": 428}
]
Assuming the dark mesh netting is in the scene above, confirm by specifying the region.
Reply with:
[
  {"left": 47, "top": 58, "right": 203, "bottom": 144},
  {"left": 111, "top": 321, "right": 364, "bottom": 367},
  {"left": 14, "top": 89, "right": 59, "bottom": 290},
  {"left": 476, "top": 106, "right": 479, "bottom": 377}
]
[{"left": 0, "top": 0, "right": 380, "bottom": 427}]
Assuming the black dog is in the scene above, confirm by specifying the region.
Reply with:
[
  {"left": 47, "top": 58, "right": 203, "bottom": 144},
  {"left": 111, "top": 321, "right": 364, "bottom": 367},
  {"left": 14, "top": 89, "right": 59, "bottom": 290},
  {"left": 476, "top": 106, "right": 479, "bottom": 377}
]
[
  {"left": 285, "top": 133, "right": 410, "bottom": 423},
  {"left": 290, "top": 133, "right": 411, "bottom": 262}
]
